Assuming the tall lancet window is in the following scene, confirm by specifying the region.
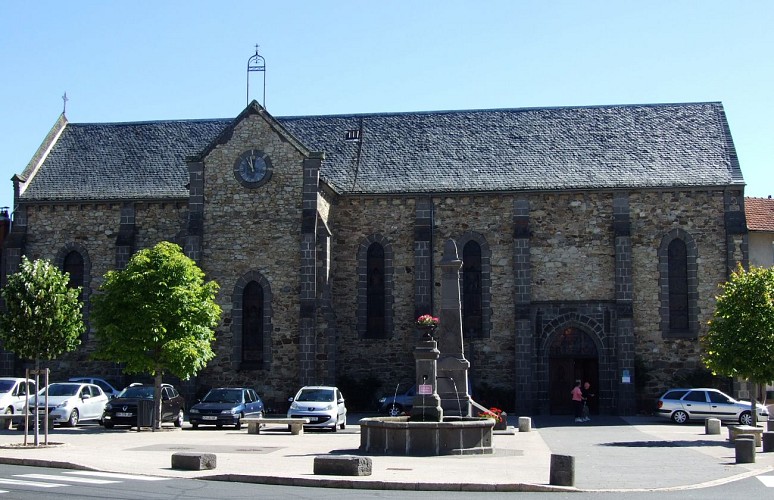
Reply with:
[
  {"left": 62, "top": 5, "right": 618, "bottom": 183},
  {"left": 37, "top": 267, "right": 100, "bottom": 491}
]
[
  {"left": 462, "top": 240, "right": 483, "bottom": 338},
  {"left": 366, "top": 243, "right": 386, "bottom": 338}
]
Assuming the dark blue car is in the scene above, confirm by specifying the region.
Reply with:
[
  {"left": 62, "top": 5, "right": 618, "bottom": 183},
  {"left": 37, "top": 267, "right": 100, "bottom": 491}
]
[{"left": 189, "top": 387, "right": 264, "bottom": 429}]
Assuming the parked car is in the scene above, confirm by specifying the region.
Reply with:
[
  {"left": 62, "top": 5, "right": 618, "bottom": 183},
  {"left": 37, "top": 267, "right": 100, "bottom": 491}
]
[
  {"left": 68, "top": 377, "right": 122, "bottom": 399},
  {"left": 0, "top": 378, "right": 36, "bottom": 429},
  {"left": 657, "top": 388, "right": 770, "bottom": 425},
  {"left": 287, "top": 386, "right": 347, "bottom": 431},
  {"left": 16, "top": 382, "right": 109, "bottom": 427},
  {"left": 102, "top": 383, "right": 184, "bottom": 429},
  {"left": 378, "top": 383, "right": 415, "bottom": 416},
  {"left": 188, "top": 387, "right": 264, "bottom": 429}
]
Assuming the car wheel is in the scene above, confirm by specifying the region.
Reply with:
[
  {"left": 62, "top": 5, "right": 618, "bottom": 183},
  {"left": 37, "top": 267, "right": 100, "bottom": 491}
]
[
  {"left": 174, "top": 409, "right": 184, "bottom": 428},
  {"left": 67, "top": 409, "right": 79, "bottom": 427},
  {"left": 104, "top": 421, "right": 114, "bottom": 429},
  {"left": 739, "top": 411, "right": 753, "bottom": 426},
  {"left": 235, "top": 413, "right": 243, "bottom": 430},
  {"left": 340, "top": 416, "right": 346, "bottom": 430},
  {"left": 388, "top": 405, "right": 403, "bottom": 417},
  {"left": 3, "top": 407, "right": 12, "bottom": 430},
  {"left": 671, "top": 410, "right": 688, "bottom": 424}
]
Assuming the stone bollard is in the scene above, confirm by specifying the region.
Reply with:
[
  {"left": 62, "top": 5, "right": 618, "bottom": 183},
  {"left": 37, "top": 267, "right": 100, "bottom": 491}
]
[
  {"left": 518, "top": 416, "right": 532, "bottom": 432},
  {"left": 549, "top": 454, "right": 574, "bottom": 486},
  {"left": 768, "top": 420, "right": 774, "bottom": 432},
  {"left": 705, "top": 418, "right": 721, "bottom": 435},
  {"left": 735, "top": 435, "right": 756, "bottom": 464},
  {"left": 171, "top": 452, "right": 217, "bottom": 470},
  {"left": 763, "top": 431, "right": 774, "bottom": 453}
]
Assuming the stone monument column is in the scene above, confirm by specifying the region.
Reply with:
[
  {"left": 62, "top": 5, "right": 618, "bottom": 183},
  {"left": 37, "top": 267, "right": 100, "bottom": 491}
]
[
  {"left": 411, "top": 338, "right": 443, "bottom": 422},
  {"left": 436, "top": 239, "right": 471, "bottom": 417}
]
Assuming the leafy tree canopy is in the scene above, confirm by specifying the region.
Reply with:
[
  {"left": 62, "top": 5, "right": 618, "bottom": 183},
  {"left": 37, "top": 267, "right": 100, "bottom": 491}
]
[
  {"left": 0, "top": 256, "right": 83, "bottom": 363},
  {"left": 703, "top": 264, "right": 774, "bottom": 385},
  {"left": 91, "top": 241, "right": 221, "bottom": 380}
]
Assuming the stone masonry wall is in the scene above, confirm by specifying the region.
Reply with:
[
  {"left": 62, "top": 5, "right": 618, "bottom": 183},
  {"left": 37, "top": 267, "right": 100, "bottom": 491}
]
[
  {"left": 20, "top": 201, "right": 187, "bottom": 384},
  {"left": 629, "top": 190, "right": 728, "bottom": 400},
  {"left": 196, "top": 113, "right": 306, "bottom": 406}
]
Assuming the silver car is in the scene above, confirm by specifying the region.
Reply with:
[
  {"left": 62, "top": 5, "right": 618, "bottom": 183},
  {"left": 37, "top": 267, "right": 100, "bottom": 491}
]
[
  {"left": 287, "top": 386, "right": 347, "bottom": 431},
  {"left": 657, "top": 388, "right": 770, "bottom": 425}
]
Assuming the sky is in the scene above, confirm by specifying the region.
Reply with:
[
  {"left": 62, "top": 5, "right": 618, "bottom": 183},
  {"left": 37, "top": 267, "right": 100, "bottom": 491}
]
[{"left": 1, "top": 1, "right": 772, "bottom": 209}]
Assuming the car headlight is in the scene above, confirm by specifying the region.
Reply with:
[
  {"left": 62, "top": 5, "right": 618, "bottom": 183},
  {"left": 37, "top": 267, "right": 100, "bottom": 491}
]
[
  {"left": 322, "top": 404, "right": 333, "bottom": 411},
  {"left": 105, "top": 403, "right": 113, "bottom": 411},
  {"left": 379, "top": 397, "right": 386, "bottom": 404},
  {"left": 290, "top": 402, "right": 299, "bottom": 410},
  {"left": 56, "top": 401, "right": 70, "bottom": 409},
  {"left": 221, "top": 408, "right": 237, "bottom": 414},
  {"left": 189, "top": 408, "right": 199, "bottom": 414}
]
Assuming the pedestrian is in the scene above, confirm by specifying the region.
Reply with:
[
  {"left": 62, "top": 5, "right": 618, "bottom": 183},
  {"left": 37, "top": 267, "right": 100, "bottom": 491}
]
[
  {"left": 571, "top": 380, "right": 583, "bottom": 423},
  {"left": 581, "top": 381, "right": 595, "bottom": 422}
]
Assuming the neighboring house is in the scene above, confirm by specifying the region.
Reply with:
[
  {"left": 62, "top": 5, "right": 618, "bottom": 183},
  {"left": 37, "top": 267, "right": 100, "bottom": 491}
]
[
  {"left": 0, "top": 100, "right": 748, "bottom": 415},
  {"left": 745, "top": 196, "right": 774, "bottom": 267}
]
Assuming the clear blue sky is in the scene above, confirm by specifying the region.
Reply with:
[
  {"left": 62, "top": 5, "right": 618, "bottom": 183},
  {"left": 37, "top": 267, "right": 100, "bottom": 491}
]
[{"left": 1, "top": 0, "right": 772, "bottom": 210}]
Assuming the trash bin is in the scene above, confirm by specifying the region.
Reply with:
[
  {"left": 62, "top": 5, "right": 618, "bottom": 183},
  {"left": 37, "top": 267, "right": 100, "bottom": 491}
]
[{"left": 137, "top": 399, "right": 154, "bottom": 428}]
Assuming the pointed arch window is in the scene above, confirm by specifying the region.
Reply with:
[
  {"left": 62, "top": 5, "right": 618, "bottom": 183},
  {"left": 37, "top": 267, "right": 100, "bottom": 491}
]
[
  {"left": 242, "top": 281, "right": 264, "bottom": 368},
  {"left": 659, "top": 230, "right": 698, "bottom": 338},
  {"left": 667, "top": 239, "right": 689, "bottom": 331},
  {"left": 366, "top": 243, "right": 386, "bottom": 338},
  {"left": 63, "top": 251, "right": 84, "bottom": 297},
  {"left": 462, "top": 240, "right": 483, "bottom": 338}
]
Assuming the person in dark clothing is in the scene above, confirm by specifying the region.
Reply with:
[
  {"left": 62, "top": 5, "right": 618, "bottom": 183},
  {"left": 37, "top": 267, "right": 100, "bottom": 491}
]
[{"left": 581, "top": 381, "right": 595, "bottom": 422}]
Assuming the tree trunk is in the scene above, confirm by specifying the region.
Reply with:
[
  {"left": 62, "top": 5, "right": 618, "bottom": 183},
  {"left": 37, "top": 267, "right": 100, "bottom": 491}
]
[
  {"left": 751, "top": 381, "right": 758, "bottom": 427},
  {"left": 154, "top": 372, "right": 163, "bottom": 431}
]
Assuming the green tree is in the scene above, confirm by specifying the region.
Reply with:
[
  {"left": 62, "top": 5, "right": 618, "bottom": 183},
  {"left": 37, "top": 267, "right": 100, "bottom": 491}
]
[
  {"left": 0, "top": 256, "right": 83, "bottom": 370},
  {"left": 0, "top": 256, "right": 83, "bottom": 440},
  {"left": 703, "top": 264, "right": 774, "bottom": 426},
  {"left": 91, "top": 241, "right": 221, "bottom": 429}
]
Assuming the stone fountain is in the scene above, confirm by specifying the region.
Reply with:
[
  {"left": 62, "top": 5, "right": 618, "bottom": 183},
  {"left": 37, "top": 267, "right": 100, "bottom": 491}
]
[{"left": 359, "top": 239, "right": 494, "bottom": 455}]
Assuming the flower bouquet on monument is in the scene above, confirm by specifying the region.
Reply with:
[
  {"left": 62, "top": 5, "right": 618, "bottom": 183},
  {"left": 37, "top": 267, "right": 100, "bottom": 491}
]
[{"left": 416, "top": 314, "right": 440, "bottom": 340}]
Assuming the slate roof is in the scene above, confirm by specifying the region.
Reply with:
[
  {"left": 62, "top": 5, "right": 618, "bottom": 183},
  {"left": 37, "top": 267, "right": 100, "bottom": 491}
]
[
  {"left": 745, "top": 197, "right": 774, "bottom": 232},
  {"left": 18, "top": 102, "right": 744, "bottom": 202}
]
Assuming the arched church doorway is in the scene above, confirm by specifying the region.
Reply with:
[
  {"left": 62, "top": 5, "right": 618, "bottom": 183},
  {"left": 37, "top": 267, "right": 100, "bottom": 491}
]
[{"left": 548, "top": 327, "right": 599, "bottom": 415}]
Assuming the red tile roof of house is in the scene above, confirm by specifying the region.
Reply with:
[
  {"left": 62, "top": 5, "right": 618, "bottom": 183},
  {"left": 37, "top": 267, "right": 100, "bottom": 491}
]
[{"left": 746, "top": 197, "right": 774, "bottom": 231}]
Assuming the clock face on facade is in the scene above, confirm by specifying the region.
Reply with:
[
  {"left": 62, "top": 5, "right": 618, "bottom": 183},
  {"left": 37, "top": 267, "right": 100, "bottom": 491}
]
[{"left": 234, "top": 149, "right": 271, "bottom": 187}]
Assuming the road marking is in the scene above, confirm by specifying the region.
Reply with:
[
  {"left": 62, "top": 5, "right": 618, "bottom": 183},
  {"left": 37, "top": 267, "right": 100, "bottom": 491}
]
[
  {"left": 0, "top": 478, "right": 67, "bottom": 488},
  {"left": 63, "top": 471, "right": 170, "bottom": 481},
  {"left": 758, "top": 475, "right": 774, "bottom": 487},
  {"left": 16, "top": 473, "right": 120, "bottom": 484}
]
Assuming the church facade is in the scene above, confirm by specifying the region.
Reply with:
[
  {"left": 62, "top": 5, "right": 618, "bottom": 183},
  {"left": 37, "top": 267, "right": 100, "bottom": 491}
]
[{"left": 1, "top": 101, "right": 747, "bottom": 414}]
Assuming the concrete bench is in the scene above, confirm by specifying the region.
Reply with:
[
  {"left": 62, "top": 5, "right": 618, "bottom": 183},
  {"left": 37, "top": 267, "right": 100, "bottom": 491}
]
[
  {"left": 242, "top": 417, "right": 310, "bottom": 435},
  {"left": 314, "top": 455, "right": 372, "bottom": 476},
  {"left": 728, "top": 425, "right": 764, "bottom": 446}
]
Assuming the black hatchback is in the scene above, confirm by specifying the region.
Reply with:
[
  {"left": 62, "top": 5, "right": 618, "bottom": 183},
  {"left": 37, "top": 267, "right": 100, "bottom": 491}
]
[{"left": 102, "top": 383, "right": 185, "bottom": 429}]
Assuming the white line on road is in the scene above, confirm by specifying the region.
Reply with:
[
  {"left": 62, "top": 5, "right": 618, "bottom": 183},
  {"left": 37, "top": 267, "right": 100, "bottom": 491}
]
[
  {"left": 16, "top": 473, "right": 120, "bottom": 484},
  {"left": 0, "top": 478, "right": 67, "bottom": 488},
  {"left": 63, "top": 471, "right": 171, "bottom": 481},
  {"left": 758, "top": 475, "right": 774, "bottom": 487}
]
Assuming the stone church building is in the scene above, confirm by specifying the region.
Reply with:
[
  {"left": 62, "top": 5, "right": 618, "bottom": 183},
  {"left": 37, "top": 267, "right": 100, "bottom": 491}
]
[{"left": 1, "top": 100, "right": 748, "bottom": 415}]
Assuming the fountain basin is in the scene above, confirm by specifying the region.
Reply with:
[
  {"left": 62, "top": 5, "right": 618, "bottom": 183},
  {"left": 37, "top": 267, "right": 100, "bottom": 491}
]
[{"left": 359, "top": 416, "right": 494, "bottom": 456}]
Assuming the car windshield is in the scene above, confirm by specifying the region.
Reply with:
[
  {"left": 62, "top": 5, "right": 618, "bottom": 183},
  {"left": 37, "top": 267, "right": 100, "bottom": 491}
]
[
  {"left": 46, "top": 384, "right": 80, "bottom": 397},
  {"left": 118, "top": 386, "right": 155, "bottom": 399},
  {"left": 0, "top": 380, "right": 15, "bottom": 393},
  {"left": 296, "top": 389, "right": 334, "bottom": 402},
  {"left": 203, "top": 389, "right": 242, "bottom": 403}
]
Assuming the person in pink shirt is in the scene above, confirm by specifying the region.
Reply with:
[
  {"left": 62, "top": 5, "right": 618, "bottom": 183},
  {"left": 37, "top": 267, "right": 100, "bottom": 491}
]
[{"left": 571, "top": 380, "right": 584, "bottom": 423}]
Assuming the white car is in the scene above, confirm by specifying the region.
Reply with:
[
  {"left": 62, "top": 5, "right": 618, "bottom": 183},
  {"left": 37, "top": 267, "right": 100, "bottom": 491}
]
[
  {"left": 657, "top": 388, "right": 770, "bottom": 425},
  {"left": 287, "top": 386, "right": 347, "bottom": 431},
  {"left": 20, "top": 382, "right": 109, "bottom": 427},
  {"left": 0, "top": 378, "right": 36, "bottom": 429}
]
